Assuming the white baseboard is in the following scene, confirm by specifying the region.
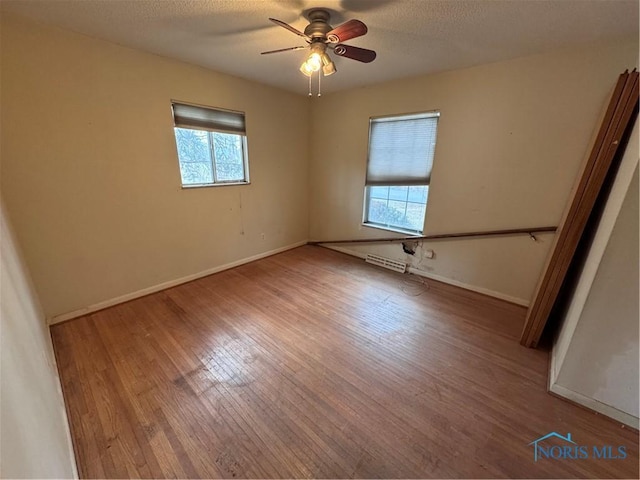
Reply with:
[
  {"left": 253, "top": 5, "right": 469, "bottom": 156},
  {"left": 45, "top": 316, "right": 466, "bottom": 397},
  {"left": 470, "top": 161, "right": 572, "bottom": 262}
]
[
  {"left": 47, "top": 331, "right": 80, "bottom": 478},
  {"left": 323, "top": 244, "right": 529, "bottom": 307},
  {"left": 49, "top": 240, "right": 308, "bottom": 325},
  {"left": 407, "top": 267, "right": 529, "bottom": 307},
  {"left": 324, "top": 244, "right": 368, "bottom": 260},
  {"left": 549, "top": 383, "right": 639, "bottom": 429}
]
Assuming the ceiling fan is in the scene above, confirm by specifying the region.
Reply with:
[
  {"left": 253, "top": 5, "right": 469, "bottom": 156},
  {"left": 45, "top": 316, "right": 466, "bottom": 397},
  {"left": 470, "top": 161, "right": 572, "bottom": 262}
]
[{"left": 261, "top": 9, "right": 376, "bottom": 78}]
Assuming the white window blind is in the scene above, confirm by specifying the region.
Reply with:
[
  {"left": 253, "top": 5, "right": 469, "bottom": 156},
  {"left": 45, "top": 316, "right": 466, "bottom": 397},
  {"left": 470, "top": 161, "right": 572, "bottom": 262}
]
[
  {"left": 171, "top": 102, "right": 246, "bottom": 135},
  {"left": 366, "top": 112, "right": 439, "bottom": 186}
]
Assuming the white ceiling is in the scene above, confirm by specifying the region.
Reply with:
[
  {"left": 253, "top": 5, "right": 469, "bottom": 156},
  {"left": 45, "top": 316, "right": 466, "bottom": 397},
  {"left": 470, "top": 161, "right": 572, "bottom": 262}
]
[{"left": 2, "top": 0, "right": 638, "bottom": 95}]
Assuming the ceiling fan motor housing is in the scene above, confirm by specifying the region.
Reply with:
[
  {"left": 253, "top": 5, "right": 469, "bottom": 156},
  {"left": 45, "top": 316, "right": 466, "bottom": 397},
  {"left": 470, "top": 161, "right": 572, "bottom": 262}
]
[
  {"left": 262, "top": 10, "right": 376, "bottom": 65},
  {"left": 304, "top": 9, "right": 333, "bottom": 39}
]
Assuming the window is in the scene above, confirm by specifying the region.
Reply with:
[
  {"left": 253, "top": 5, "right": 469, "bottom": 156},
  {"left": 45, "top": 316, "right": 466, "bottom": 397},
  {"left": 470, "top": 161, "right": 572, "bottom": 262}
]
[
  {"left": 363, "top": 112, "right": 439, "bottom": 234},
  {"left": 171, "top": 101, "right": 249, "bottom": 187}
]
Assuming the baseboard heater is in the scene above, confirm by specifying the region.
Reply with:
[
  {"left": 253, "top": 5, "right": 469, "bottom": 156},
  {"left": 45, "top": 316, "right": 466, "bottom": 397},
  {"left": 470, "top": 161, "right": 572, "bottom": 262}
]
[{"left": 365, "top": 254, "right": 407, "bottom": 273}]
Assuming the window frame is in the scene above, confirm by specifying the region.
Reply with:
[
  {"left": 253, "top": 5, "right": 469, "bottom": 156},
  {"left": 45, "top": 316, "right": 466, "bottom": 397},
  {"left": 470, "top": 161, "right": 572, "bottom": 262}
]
[
  {"left": 362, "top": 110, "right": 440, "bottom": 235},
  {"left": 171, "top": 100, "right": 250, "bottom": 189}
]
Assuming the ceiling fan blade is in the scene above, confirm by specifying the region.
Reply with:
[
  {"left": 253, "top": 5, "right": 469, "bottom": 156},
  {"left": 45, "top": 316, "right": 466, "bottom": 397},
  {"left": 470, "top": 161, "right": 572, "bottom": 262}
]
[
  {"left": 333, "top": 44, "right": 376, "bottom": 63},
  {"left": 326, "top": 19, "right": 368, "bottom": 43},
  {"left": 261, "top": 46, "right": 308, "bottom": 55},
  {"left": 269, "top": 18, "right": 309, "bottom": 38}
]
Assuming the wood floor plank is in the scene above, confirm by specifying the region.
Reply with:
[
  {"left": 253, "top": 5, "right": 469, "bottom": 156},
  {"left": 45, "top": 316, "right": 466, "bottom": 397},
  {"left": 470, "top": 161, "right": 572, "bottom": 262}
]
[
  {"left": 191, "top": 274, "right": 445, "bottom": 476},
  {"left": 51, "top": 245, "right": 639, "bottom": 478}
]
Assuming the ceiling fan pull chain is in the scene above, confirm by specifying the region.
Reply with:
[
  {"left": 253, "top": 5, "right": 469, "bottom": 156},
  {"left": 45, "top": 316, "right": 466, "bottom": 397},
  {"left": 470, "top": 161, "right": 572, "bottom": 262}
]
[
  {"left": 308, "top": 73, "right": 312, "bottom": 97},
  {"left": 318, "top": 71, "right": 322, "bottom": 97}
]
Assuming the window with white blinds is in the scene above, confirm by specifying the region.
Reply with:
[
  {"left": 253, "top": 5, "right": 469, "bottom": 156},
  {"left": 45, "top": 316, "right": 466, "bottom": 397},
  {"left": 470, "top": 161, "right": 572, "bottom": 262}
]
[
  {"left": 170, "top": 101, "right": 249, "bottom": 187},
  {"left": 363, "top": 111, "right": 439, "bottom": 234}
]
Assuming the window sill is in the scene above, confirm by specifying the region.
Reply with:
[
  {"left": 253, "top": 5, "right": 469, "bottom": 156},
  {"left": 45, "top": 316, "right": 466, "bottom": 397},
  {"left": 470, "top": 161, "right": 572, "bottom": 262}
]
[
  {"left": 181, "top": 181, "right": 250, "bottom": 189},
  {"left": 362, "top": 222, "right": 423, "bottom": 236}
]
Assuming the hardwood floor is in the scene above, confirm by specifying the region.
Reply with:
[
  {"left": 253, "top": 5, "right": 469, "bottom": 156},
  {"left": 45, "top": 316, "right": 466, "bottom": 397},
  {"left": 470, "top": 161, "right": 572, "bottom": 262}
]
[{"left": 51, "top": 246, "right": 639, "bottom": 478}]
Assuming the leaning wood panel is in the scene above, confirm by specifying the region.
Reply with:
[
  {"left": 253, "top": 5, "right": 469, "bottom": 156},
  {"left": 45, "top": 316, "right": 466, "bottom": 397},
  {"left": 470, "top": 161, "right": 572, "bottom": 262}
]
[{"left": 521, "top": 70, "right": 639, "bottom": 347}]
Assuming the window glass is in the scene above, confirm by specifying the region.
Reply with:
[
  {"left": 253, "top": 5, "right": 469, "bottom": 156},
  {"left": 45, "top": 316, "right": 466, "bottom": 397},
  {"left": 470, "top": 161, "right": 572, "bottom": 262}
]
[{"left": 171, "top": 102, "right": 249, "bottom": 187}]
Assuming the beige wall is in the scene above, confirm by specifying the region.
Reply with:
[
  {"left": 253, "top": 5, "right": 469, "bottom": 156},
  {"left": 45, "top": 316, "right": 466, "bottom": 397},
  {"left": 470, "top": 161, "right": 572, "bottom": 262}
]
[
  {"left": 309, "top": 39, "right": 638, "bottom": 304},
  {"left": 556, "top": 165, "right": 638, "bottom": 421},
  {"left": 1, "top": 13, "right": 309, "bottom": 321},
  {"left": 1, "top": 12, "right": 637, "bottom": 318},
  {"left": 0, "top": 200, "right": 77, "bottom": 478},
  {"left": 551, "top": 112, "right": 639, "bottom": 428}
]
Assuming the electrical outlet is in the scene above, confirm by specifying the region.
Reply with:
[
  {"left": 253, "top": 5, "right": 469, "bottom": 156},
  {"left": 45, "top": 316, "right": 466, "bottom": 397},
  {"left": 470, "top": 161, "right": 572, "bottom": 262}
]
[
  {"left": 260, "top": 233, "right": 265, "bottom": 240},
  {"left": 424, "top": 249, "right": 435, "bottom": 259}
]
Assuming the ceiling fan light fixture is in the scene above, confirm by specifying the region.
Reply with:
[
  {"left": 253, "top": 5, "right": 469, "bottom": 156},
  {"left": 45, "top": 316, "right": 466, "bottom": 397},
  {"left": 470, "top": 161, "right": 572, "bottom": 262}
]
[
  {"left": 306, "top": 52, "right": 322, "bottom": 71},
  {"left": 299, "top": 61, "right": 314, "bottom": 76},
  {"left": 321, "top": 53, "right": 336, "bottom": 76},
  {"left": 300, "top": 49, "right": 323, "bottom": 77},
  {"left": 322, "top": 63, "right": 336, "bottom": 76}
]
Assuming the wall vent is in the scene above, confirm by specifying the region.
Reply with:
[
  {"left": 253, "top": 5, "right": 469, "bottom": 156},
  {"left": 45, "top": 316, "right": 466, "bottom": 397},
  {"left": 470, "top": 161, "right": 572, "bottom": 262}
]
[{"left": 365, "top": 254, "right": 407, "bottom": 273}]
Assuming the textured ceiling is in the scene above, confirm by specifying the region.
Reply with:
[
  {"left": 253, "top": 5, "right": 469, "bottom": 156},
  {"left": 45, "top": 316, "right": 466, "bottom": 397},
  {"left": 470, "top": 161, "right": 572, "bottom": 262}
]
[{"left": 2, "top": 0, "right": 638, "bottom": 95}]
